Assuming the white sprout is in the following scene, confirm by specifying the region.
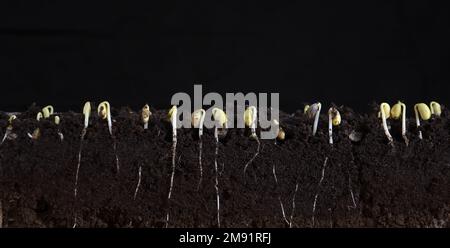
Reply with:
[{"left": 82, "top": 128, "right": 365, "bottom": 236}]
[
  {"left": 379, "top": 103, "right": 393, "bottom": 146},
  {"left": 192, "top": 109, "right": 206, "bottom": 190},
  {"left": 328, "top": 107, "right": 341, "bottom": 145},
  {"left": 305, "top": 103, "right": 321, "bottom": 136},
  {"left": 414, "top": 103, "right": 431, "bottom": 140},
  {"left": 165, "top": 105, "right": 178, "bottom": 228}
]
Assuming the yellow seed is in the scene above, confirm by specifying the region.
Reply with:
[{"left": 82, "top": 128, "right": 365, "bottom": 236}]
[
  {"left": 36, "top": 112, "right": 43, "bottom": 121},
  {"left": 305, "top": 103, "right": 321, "bottom": 119},
  {"left": 304, "top": 105, "right": 310, "bottom": 114},
  {"left": 42, "top": 105, "right": 54, "bottom": 119},
  {"left": 415, "top": 103, "right": 431, "bottom": 120},
  {"left": 8, "top": 115, "right": 16, "bottom": 124},
  {"left": 379, "top": 103, "right": 391, "bottom": 119},
  {"left": 142, "top": 104, "right": 151, "bottom": 124},
  {"left": 430, "top": 101, "right": 441, "bottom": 117},
  {"left": 83, "top": 102, "right": 91, "bottom": 117},
  {"left": 212, "top": 108, "right": 227, "bottom": 127},
  {"left": 98, "top": 101, "right": 110, "bottom": 119},
  {"left": 54, "top": 116, "right": 60, "bottom": 125},
  {"left": 168, "top": 105, "right": 177, "bottom": 121},
  {"left": 191, "top": 109, "right": 205, "bottom": 128},
  {"left": 244, "top": 106, "right": 256, "bottom": 127},
  {"left": 329, "top": 107, "right": 341, "bottom": 126},
  {"left": 390, "top": 101, "right": 403, "bottom": 120},
  {"left": 277, "top": 128, "right": 285, "bottom": 141}
]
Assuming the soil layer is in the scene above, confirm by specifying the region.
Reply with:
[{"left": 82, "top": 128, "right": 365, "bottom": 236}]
[{"left": 0, "top": 104, "right": 449, "bottom": 227}]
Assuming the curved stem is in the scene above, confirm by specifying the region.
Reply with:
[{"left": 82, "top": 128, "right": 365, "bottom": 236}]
[
  {"left": 312, "top": 103, "right": 321, "bottom": 136},
  {"left": 380, "top": 103, "right": 393, "bottom": 145},
  {"left": 328, "top": 109, "right": 333, "bottom": 145},
  {"left": 400, "top": 103, "right": 408, "bottom": 145},
  {"left": 414, "top": 105, "right": 422, "bottom": 140}
]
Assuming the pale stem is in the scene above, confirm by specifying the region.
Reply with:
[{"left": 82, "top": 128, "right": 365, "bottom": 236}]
[
  {"left": 198, "top": 109, "right": 206, "bottom": 137},
  {"left": 312, "top": 103, "right": 321, "bottom": 136},
  {"left": 401, "top": 103, "right": 409, "bottom": 145},
  {"left": 414, "top": 105, "right": 423, "bottom": 140},
  {"left": 380, "top": 104, "right": 394, "bottom": 145},
  {"left": 328, "top": 110, "right": 333, "bottom": 145},
  {"left": 106, "top": 107, "right": 112, "bottom": 136}
]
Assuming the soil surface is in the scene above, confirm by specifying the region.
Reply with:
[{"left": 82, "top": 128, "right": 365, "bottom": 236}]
[{"left": 0, "top": 104, "right": 449, "bottom": 227}]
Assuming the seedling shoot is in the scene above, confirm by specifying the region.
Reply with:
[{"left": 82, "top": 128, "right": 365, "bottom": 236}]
[
  {"left": 1, "top": 115, "right": 17, "bottom": 145},
  {"left": 379, "top": 102, "right": 393, "bottom": 146},
  {"left": 191, "top": 109, "right": 206, "bottom": 190},
  {"left": 98, "top": 101, "right": 120, "bottom": 172},
  {"left": 243, "top": 106, "right": 260, "bottom": 174},
  {"left": 305, "top": 103, "right": 321, "bottom": 136},
  {"left": 165, "top": 105, "right": 178, "bottom": 228},
  {"left": 73, "top": 101, "right": 91, "bottom": 228},
  {"left": 413, "top": 103, "right": 431, "bottom": 140},
  {"left": 430, "top": 101, "right": 441, "bottom": 117},
  {"left": 391, "top": 101, "right": 408, "bottom": 145},
  {"left": 142, "top": 104, "right": 151, "bottom": 129},
  {"left": 212, "top": 107, "right": 227, "bottom": 228},
  {"left": 327, "top": 107, "right": 341, "bottom": 145}
]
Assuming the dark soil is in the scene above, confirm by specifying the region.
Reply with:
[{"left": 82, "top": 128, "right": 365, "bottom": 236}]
[{"left": 0, "top": 104, "right": 449, "bottom": 227}]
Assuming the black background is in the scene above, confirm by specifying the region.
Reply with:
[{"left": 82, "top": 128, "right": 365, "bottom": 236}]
[{"left": 0, "top": 1, "right": 449, "bottom": 113}]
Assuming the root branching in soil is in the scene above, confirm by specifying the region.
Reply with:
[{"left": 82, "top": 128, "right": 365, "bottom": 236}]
[
  {"left": 197, "top": 140, "right": 203, "bottom": 191},
  {"left": 312, "top": 156, "right": 328, "bottom": 227},
  {"left": 243, "top": 106, "right": 260, "bottom": 174},
  {"left": 243, "top": 136, "right": 260, "bottom": 174},
  {"left": 289, "top": 182, "right": 299, "bottom": 228},
  {"left": 192, "top": 109, "right": 206, "bottom": 191},
  {"left": 210, "top": 107, "right": 228, "bottom": 228},
  {"left": 134, "top": 165, "right": 142, "bottom": 200},
  {"left": 214, "top": 128, "right": 221, "bottom": 228},
  {"left": 165, "top": 105, "right": 178, "bottom": 228},
  {"left": 272, "top": 163, "right": 289, "bottom": 225}
]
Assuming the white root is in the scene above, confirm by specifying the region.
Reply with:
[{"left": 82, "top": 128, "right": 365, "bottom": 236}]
[
  {"left": 400, "top": 103, "right": 408, "bottom": 145},
  {"left": 312, "top": 157, "right": 328, "bottom": 227},
  {"left": 72, "top": 129, "right": 87, "bottom": 228},
  {"left": 289, "top": 182, "right": 299, "bottom": 228},
  {"left": 165, "top": 107, "right": 178, "bottom": 228},
  {"left": 113, "top": 141, "right": 120, "bottom": 173},
  {"left": 197, "top": 140, "right": 203, "bottom": 191},
  {"left": 272, "top": 163, "right": 290, "bottom": 225},
  {"left": 243, "top": 137, "right": 260, "bottom": 174},
  {"left": 134, "top": 165, "right": 142, "bottom": 200},
  {"left": 193, "top": 109, "right": 206, "bottom": 191},
  {"left": 328, "top": 111, "right": 333, "bottom": 145},
  {"left": 214, "top": 127, "right": 221, "bottom": 228}
]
